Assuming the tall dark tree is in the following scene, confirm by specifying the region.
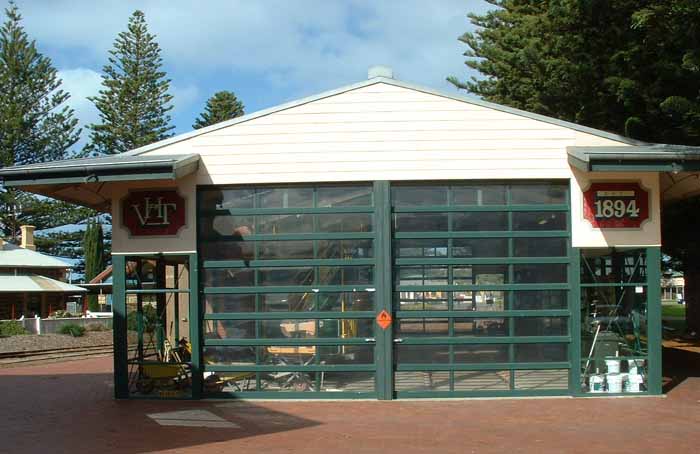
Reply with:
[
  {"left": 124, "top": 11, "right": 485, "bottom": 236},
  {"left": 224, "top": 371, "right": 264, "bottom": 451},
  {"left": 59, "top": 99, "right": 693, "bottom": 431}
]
[
  {"left": 86, "top": 10, "right": 174, "bottom": 155},
  {"left": 450, "top": 0, "right": 700, "bottom": 333},
  {"left": 83, "top": 220, "right": 105, "bottom": 312},
  {"left": 0, "top": 3, "right": 91, "bottom": 252},
  {"left": 193, "top": 90, "right": 245, "bottom": 129}
]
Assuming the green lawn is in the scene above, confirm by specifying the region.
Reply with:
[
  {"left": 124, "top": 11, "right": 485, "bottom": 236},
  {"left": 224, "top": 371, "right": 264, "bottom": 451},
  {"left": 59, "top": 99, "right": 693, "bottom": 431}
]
[{"left": 662, "top": 303, "right": 686, "bottom": 318}]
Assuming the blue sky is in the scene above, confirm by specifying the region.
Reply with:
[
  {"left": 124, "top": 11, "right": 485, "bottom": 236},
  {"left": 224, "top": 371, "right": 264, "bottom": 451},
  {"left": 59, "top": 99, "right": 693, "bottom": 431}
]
[{"left": 13, "top": 0, "right": 492, "bottom": 150}]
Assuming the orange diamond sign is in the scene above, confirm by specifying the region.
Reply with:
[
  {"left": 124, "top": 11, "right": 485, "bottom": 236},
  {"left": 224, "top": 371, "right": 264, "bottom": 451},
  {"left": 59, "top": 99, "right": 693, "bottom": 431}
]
[{"left": 376, "top": 310, "right": 392, "bottom": 330}]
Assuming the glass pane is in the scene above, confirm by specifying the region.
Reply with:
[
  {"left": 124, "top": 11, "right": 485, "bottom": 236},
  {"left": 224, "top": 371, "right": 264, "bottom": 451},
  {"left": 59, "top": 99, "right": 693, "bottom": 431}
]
[
  {"left": 201, "top": 240, "right": 254, "bottom": 261},
  {"left": 453, "top": 238, "right": 508, "bottom": 257},
  {"left": 397, "top": 266, "right": 448, "bottom": 286},
  {"left": 510, "top": 184, "right": 568, "bottom": 204},
  {"left": 514, "top": 238, "right": 567, "bottom": 257},
  {"left": 392, "top": 186, "right": 447, "bottom": 206},
  {"left": 317, "top": 346, "right": 374, "bottom": 364},
  {"left": 396, "top": 291, "right": 448, "bottom": 311},
  {"left": 207, "top": 215, "right": 255, "bottom": 237},
  {"left": 257, "top": 214, "right": 313, "bottom": 234},
  {"left": 394, "top": 239, "right": 448, "bottom": 257},
  {"left": 256, "top": 187, "right": 313, "bottom": 208},
  {"left": 396, "top": 345, "right": 450, "bottom": 364},
  {"left": 204, "top": 320, "right": 255, "bottom": 339},
  {"left": 394, "top": 213, "right": 448, "bottom": 232},
  {"left": 318, "top": 213, "right": 372, "bottom": 232},
  {"left": 261, "top": 293, "right": 315, "bottom": 312},
  {"left": 514, "top": 317, "right": 568, "bottom": 336},
  {"left": 453, "top": 344, "right": 509, "bottom": 363},
  {"left": 581, "top": 248, "right": 647, "bottom": 284},
  {"left": 320, "top": 372, "right": 375, "bottom": 391},
  {"left": 513, "top": 264, "right": 567, "bottom": 283},
  {"left": 514, "top": 344, "right": 567, "bottom": 362},
  {"left": 454, "top": 291, "right": 505, "bottom": 311},
  {"left": 258, "top": 240, "right": 314, "bottom": 259},
  {"left": 316, "top": 292, "right": 374, "bottom": 311},
  {"left": 453, "top": 318, "right": 508, "bottom": 336},
  {"left": 317, "top": 186, "right": 372, "bottom": 207},
  {"left": 453, "top": 212, "right": 507, "bottom": 231},
  {"left": 514, "top": 370, "right": 568, "bottom": 390},
  {"left": 318, "top": 266, "right": 373, "bottom": 285},
  {"left": 512, "top": 212, "right": 567, "bottom": 231},
  {"left": 204, "top": 294, "right": 256, "bottom": 313},
  {"left": 258, "top": 267, "right": 314, "bottom": 286},
  {"left": 512, "top": 290, "right": 568, "bottom": 310},
  {"left": 452, "top": 185, "right": 507, "bottom": 205},
  {"left": 395, "top": 371, "right": 450, "bottom": 391},
  {"left": 318, "top": 239, "right": 374, "bottom": 259},
  {"left": 203, "top": 346, "right": 256, "bottom": 366},
  {"left": 474, "top": 266, "right": 508, "bottom": 285},
  {"left": 397, "top": 318, "right": 449, "bottom": 336},
  {"left": 454, "top": 370, "right": 510, "bottom": 390},
  {"left": 200, "top": 188, "right": 255, "bottom": 210},
  {"left": 203, "top": 268, "right": 254, "bottom": 287}
]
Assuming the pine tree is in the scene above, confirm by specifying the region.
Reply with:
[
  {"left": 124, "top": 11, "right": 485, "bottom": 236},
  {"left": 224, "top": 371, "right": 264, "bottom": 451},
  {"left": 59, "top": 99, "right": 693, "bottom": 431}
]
[
  {"left": 193, "top": 91, "right": 245, "bottom": 129},
  {"left": 449, "top": 0, "right": 700, "bottom": 333},
  {"left": 0, "top": 2, "right": 91, "bottom": 250},
  {"left": 83, "top": 220, "right": 105, "bottom": 311},
  {"left": 86, "top": 10, "right": 174, "bottom": 155}
]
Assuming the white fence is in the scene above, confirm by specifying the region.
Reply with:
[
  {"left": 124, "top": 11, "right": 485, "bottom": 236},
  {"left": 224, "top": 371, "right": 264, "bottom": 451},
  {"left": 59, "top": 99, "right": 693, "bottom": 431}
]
[{"left": 1, "top": 316, "right": 113, "bottom": 335}]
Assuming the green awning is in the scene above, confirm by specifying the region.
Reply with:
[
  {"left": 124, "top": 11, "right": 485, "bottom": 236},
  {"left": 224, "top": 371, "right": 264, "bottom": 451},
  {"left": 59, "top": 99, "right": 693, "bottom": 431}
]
[
  {"left": 0, "top": 153, "right": 199, "bottom": 186},
  {"left": 568, "top": 145, "right": 700, "bottom": 172}
]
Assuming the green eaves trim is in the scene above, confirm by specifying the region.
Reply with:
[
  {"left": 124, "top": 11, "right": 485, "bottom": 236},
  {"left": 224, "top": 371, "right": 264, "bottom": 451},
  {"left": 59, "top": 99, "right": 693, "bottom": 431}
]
[
  {"left": 568, "top": 146, "right": 700, "bottom": 172},
  {"left": 0, "top": 154, "right": 199, "bottom": 186}
]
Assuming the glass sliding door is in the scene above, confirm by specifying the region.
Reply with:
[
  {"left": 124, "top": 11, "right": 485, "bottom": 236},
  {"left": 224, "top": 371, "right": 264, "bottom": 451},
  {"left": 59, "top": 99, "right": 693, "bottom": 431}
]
[
  {"left": 198, "top": 184, "right": 378, "bottom": 397},
  {"left": 391, "top": 182, "right": 572, "bottom": 397}
]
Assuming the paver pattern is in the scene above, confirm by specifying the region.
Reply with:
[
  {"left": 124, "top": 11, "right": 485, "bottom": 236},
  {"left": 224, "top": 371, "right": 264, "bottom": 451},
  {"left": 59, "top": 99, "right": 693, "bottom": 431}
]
[{"left": 0, "top": 355, "right": 698, "bottom": 454}]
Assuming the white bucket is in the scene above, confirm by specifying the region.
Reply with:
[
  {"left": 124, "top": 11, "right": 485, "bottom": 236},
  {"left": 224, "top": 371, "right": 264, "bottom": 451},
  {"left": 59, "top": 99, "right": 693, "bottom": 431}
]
[
  {"left": 624, "top": 374, "right": 644, "bottom": 393},
  {"left": 627, "top": 359, "right": 644, "bottom": 375},
  {"left": 589, "top": 375, "right": 605, "bottom": 393},
  {"left": 605, "top": 359, "right": 620, "bottom": 374},
  {"left": 606, "top": 373, "right": 623, "bottom": 393}
]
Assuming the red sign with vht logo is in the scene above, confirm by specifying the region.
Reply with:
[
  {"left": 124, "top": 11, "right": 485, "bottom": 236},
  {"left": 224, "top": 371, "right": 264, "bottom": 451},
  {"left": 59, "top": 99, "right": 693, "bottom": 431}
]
[
  {"left": 123, "top": 190, "right": 186, "bottom": 236},
  {"left": 583, "top": 182, "right": 649, "bottom": 229}
]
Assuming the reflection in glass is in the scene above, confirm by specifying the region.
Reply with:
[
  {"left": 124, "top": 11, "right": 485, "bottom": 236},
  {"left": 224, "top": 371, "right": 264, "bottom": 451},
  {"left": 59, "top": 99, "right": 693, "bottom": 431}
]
[
  {"left": 514, "top": 317, "right": 568, "bottom": 336},
  {"left": 512, "top": 212, "right": 567, "bottom": 231},
  {"left": 392, "top": 186, "right": 447, "bottom": 206},
  {"left": 453, "top": 238, "right": 508, "bottom": 257},
  {"left": 514, "top": 344, "right": 567, "bottom": 362},
  {"left": 317, "top": 186, "right": 373, "bottom": 207},
  {"left": 512, "top": 290, "right": 568, "bottom": 310},
  {"left": 394, "top": 213, "right": 448, "bottom": 232},
  {"left": 510, "top": 183, "right": 568, "bottom": 204},
  {"left": 453, "top": 212, "right": 507, "bottom": 231},
  {"left": 514, "top": 238, "right": 567, "bottom": 257},
  {"left": 256, "top": 187, "right": 313, "bottom": 208},
  {"left": 513, "top": 264, "right": 567, "bottom": 283},
  {"left": 396, "top": 291, "right": 448, "bottom": 311},
  {"left": 452, "top": 185, "right": 506, "bottom": 205},
  {"left": 394, "top": 239, "right": 448, "bottom": 257}
]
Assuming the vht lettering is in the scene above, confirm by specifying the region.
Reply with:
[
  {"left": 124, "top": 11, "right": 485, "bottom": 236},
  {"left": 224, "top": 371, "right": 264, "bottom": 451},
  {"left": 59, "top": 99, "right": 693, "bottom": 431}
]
[
  {"left": 131, "top": 197, "right": 178, "bottom": 226},
  {"left": 123, "top": 190, "right": 186, "bottom": 236}
]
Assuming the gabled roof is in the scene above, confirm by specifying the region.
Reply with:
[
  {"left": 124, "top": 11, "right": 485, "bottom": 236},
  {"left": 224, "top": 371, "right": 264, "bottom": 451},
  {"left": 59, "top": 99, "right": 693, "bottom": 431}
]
[
  {"left": 0, "top": 242, "right": 72, "bottom": 268},
  {"left": 123, "top": 76, "right": 645, "bottom": 157}
]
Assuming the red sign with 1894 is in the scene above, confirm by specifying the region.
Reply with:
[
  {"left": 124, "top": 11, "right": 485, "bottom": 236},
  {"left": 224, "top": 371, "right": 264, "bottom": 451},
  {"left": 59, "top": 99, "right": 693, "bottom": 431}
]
[{"left": 583, "top": 182, "right": 649, "bottom": 229}]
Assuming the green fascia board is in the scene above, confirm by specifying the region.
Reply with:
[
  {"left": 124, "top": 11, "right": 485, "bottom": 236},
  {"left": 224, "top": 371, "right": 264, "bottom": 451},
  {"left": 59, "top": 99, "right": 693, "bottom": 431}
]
[
  {"left": 568, "top": 146, "right": 700, "bottom": 172},
  {"left": 0, "top": 153, "right": 199, "bottom": 186}
]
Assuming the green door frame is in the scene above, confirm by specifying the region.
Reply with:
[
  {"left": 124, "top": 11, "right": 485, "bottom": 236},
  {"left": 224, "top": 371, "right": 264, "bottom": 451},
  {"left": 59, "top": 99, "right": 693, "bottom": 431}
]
[{"left": 374, "top": 181, "right": 394, "bottom": 399}]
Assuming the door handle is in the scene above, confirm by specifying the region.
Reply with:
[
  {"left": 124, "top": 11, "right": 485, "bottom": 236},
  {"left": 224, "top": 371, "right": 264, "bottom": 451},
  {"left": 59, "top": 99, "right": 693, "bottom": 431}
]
[
  {"left": 364, "top": 338, "right": 376, "bottom": 343},
  {"left": 393, "top": 338, "right": 404, "bottom": 343}
]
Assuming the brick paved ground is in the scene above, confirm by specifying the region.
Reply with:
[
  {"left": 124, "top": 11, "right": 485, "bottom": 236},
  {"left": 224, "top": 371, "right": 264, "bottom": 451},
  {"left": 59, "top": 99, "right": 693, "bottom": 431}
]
[{"left": 1, "top": 355, "right": 699, "bottom": 454}]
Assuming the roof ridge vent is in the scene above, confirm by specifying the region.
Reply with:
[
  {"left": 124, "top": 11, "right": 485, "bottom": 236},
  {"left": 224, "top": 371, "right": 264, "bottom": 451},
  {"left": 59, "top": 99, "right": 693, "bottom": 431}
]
[{"left": 368, "top": 65, "right": 393, "bottom": 79}]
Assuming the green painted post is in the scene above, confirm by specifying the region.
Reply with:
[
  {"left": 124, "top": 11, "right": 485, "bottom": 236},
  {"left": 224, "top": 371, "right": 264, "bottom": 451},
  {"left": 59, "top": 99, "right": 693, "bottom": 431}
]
[
  {"left": 374, "top": 181, "right": 393, "bottom": 400},
  {"left": 112, "top": 255, "right": 129, "bottom": 399},
  {"left": 569, "top": 245, "right": 581, "bottom": 395},
  {"left": 646, "top": 247, "right": 662, "bottom": 395},
  {"left": 188, "top": 253, "right": 202, "bottom": 399}
]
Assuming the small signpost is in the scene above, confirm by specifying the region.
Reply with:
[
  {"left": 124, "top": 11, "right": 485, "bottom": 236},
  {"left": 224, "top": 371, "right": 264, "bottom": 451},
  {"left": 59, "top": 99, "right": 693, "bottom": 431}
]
[{"left": 583, "top": 182, "right": 649, "bottom": 229}]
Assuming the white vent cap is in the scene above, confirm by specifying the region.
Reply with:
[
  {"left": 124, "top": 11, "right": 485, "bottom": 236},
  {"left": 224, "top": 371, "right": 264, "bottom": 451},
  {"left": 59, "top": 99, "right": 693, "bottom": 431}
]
[{"left": 368, "top": 65, "right": 393, "bottom": 79}]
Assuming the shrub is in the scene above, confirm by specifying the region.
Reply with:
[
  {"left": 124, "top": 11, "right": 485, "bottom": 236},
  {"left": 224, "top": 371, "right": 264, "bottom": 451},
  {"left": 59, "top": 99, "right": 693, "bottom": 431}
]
[
  {"left": 0, "top": 321, "right": 28, "bottom": 337},
  {"left": 85, "top": 322, "right": 108, "bottom": 332},
  {"left": 58, "top": 323, "right": 86, "bottom": 337}
]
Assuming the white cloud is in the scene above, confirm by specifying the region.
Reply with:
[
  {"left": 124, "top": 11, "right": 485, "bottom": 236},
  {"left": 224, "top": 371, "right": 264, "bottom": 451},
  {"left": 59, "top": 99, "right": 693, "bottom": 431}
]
[
  {"left": 56, "top": 67, "right": 102, "bottom": 148},
  {"left": 18, "top": 0, "right": 491, "bottom": 98}
]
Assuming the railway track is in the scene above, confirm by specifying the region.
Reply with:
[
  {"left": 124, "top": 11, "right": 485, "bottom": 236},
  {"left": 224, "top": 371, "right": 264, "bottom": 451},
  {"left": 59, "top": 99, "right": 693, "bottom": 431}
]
[{"left": 0, "top": 344, "right": 113, "bottom": 365}]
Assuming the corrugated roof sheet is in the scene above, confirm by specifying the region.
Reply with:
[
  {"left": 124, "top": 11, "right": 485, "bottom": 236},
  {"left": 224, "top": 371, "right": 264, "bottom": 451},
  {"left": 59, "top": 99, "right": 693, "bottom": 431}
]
[
  {"left": 0, "top": 243, "right": 72, "bottom": 268},
  {"left": 0, "top": 274, "right": 86, "bottom": 293}
]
